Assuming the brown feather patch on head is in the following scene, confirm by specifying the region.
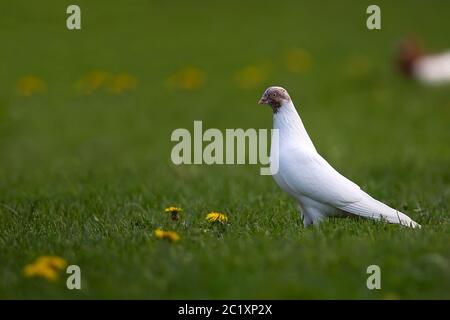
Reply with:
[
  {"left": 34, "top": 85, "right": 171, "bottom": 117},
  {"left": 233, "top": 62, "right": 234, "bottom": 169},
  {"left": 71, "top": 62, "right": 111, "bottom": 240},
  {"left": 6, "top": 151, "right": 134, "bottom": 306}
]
[
  {"left": 258, "top": 86, "right": 291, "bottom": 113},
  {"left": 397, "top": 38, "right": 424, "bottom": 77}
]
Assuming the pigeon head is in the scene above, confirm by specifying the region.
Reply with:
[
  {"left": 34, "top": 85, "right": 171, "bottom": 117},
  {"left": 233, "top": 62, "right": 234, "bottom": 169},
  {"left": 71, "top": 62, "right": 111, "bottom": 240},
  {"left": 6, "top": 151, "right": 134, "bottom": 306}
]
[
  {"left": 258, "top": 86, "right": 291, "bottom": 113},
  {"left": 397, "top": 38, "right": 424, "bottom": 76}
]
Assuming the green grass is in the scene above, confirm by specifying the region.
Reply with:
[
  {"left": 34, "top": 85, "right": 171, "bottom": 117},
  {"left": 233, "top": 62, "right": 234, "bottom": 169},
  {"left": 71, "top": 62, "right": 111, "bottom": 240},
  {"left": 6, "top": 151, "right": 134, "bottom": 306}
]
[{"left": 0, "top": 0, "right": 449, "bottom": 299}]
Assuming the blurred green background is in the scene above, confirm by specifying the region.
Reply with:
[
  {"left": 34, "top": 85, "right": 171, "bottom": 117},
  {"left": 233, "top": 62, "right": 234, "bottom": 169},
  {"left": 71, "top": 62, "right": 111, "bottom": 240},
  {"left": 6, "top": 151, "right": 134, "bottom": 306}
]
[{"left": 0, "top": 0, "right": 449, "bottom": 299}]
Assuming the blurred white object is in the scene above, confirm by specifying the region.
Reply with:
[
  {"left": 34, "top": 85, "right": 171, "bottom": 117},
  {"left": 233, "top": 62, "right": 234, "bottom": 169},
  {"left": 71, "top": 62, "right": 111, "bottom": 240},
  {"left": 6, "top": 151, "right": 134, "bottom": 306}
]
[
  {"left": 413, "top": 51, "right": 450, "bottom": 84},
  {"left": 258, "top": 86, "right": 421, "bottom": 228},
  {"left": 398, "top": 38, "right": 450, "bottom": 85}
]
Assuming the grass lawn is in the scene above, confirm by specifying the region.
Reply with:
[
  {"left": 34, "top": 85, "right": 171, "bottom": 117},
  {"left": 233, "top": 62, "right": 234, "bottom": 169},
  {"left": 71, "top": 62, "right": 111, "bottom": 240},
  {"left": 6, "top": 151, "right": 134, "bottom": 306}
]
[{"left": 0, "top": 0, "right": 449, "bottom": 299}]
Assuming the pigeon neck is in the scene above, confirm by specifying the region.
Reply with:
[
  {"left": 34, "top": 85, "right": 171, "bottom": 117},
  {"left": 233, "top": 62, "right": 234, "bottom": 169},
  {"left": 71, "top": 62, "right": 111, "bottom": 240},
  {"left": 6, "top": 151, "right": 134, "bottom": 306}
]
[{"left": 273, "top": 101, "right": 316, "bottom": 150}]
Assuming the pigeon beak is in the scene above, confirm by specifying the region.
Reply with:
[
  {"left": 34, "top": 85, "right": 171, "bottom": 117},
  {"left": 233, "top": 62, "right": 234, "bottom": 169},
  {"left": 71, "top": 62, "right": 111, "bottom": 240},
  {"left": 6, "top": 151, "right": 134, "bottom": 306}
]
[{"left": 258, "top": 97, "right": 268, "bottom": 105}]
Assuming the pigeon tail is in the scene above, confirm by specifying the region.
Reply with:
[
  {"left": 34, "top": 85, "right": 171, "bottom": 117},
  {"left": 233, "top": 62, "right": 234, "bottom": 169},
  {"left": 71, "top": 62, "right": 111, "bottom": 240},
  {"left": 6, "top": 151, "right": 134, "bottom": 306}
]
[{"left": 340, "top": 195, "right": 421, "bottom": 228}]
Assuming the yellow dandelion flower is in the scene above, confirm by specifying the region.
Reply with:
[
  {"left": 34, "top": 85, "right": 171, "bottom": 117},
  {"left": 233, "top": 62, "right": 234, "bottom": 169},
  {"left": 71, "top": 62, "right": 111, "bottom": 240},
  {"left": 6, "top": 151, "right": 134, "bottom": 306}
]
[
  {"left": 383, "top": 292, "right": 401, "bottom": 300},
  {"left": 23, "top": 255, "right": 67, "bottom": 281},
  {"left": 164, "top": 207, "right": 183, "bottom": 221},
  {"left": 76, "top": 71, "right": 109, "bottom": 95},
  {"left": 345, "top": 54, "right": 372, "bottom": 78},
  {"left": 154, "top": 228, "right": 180, "bottom": 242},
  {"left": 234, "top": 64, "right": 270, "bottom": 89},
  {"left": 106, "top": 73, "right": 138, "bottom": 94},
  {"left": 16, "top": 75, "right": 47, "bottom": 96},
  {"left": 166, "top": 66, "right": 205, "bottom": 90},
  {"left": 36, "top": 256, "right": 68, "bottom": 270},
  {"left": 24, "top": 263, "right": 59, "bottom": 281},
  {"left": 284, "top": 48, "right": 313, "bottom": 74},
  {"left": 206, "top": 212, "right": 228, "bottom": 223},
  {"left": 165, "top": 206, "right": 183, "bottom": 213}
]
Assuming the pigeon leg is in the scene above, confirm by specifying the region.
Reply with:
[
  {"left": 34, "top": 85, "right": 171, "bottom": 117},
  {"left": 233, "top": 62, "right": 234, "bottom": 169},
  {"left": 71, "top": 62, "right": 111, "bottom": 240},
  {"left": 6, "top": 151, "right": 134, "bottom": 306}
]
[{"left": 297, "top": 202, "right": 314, "bottom": 227}]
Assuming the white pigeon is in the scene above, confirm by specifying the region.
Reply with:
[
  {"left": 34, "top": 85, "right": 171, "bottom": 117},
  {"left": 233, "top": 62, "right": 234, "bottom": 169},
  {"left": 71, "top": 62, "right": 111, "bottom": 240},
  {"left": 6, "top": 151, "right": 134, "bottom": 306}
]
[
  {"left": 413, "top": 51, "right": 450, "bottom": 84},
  {"left": 398, "top": 38, "right": 450, "bottom": 85},
  {"left": 258, "top": 86, "right": 421, "bottom": 228}
]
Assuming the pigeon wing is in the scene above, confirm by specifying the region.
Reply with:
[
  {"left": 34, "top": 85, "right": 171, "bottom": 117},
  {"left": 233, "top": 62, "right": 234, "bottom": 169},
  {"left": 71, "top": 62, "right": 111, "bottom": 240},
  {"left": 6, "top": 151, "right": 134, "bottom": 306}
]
[
  {"left": 280, "top": 147, "right": 363, "bottom": 206},
  {"left": 280, "top": 147, "right": 419, "bottom": 227}
]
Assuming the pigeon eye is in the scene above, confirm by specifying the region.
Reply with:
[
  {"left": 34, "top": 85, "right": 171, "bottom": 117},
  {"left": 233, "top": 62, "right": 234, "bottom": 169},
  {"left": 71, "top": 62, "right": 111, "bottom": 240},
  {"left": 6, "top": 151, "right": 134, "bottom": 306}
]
[{"left": 271, "top": 93, "right": 276, "bottom": 97}]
